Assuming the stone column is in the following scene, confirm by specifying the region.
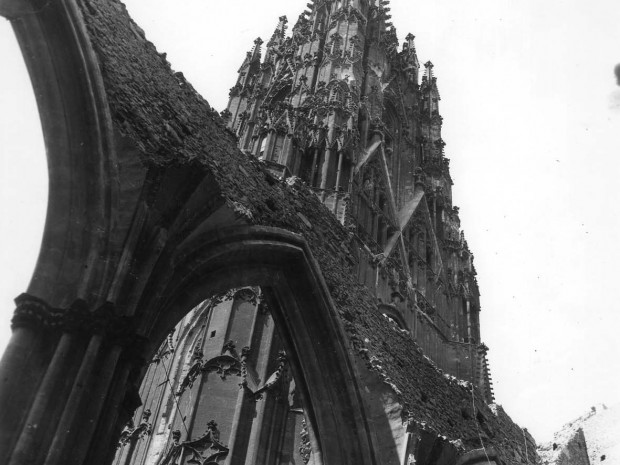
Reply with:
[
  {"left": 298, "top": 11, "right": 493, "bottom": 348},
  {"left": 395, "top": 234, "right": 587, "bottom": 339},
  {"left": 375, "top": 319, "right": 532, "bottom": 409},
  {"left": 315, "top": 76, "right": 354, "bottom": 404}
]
[
  {"left": 319, "top": 123, "right": 336, "bottom": 201},
  {"left": 333, "top": 150, "right": 344, "bottom": 214},
  {"left": 0, "top": 307, "right": 50, "bottom": 463},
  {"left": 0, "top": 294, "right": 147, "bottom": 465},
  {"left": 308, "top": 147, "right": 320, "bottom": 187}
]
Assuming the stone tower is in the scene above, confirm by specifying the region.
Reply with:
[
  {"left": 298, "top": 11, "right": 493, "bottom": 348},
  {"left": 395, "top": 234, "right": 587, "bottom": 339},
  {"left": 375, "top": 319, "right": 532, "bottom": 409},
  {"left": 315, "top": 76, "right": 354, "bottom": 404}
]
[
  {"left": 225, "top": 0, "right": 493, "bottom": 397},
  {"left": 113, "top": 4, "right": 498, "bottom": 463},
  {"left": 0, "top": 0, "right": 541, "bottom": 463}
]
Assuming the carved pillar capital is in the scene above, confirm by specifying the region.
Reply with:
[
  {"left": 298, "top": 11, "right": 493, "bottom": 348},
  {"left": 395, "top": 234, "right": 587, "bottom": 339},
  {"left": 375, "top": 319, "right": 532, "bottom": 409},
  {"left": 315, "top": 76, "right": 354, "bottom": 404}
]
[{"left": 11, "top": 293, "right": 148, "bottom": 351}]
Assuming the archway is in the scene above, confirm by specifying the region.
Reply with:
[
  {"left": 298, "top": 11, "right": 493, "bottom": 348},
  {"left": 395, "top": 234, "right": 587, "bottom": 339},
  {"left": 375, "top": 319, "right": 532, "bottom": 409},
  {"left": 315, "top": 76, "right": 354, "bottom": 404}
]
[
  {"left": 0, "top": 0, "right": 375, "bottom": 462},
  {"left": 116, "top": 225, "right": 376, "bottom": 465}
]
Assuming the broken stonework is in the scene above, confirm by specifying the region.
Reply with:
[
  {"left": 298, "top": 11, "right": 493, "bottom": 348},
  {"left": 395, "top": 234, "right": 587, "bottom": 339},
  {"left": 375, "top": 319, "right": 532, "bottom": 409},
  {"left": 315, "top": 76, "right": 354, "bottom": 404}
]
[{"left": 0, "top": 0, "right": 542, "bottom": 463}]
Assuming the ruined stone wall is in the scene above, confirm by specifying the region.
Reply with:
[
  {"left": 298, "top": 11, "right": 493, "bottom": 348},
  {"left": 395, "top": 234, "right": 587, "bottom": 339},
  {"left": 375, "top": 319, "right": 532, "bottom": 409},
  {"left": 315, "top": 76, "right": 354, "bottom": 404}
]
[
  {"left": 541, "top": 404, "right": 620, "bottom": 465},
  {"left": 539, "top": 428, "right": 591, "bottom": 465},
  {"left": 78, "top": 0, "right": 539, "bottom": 463}
]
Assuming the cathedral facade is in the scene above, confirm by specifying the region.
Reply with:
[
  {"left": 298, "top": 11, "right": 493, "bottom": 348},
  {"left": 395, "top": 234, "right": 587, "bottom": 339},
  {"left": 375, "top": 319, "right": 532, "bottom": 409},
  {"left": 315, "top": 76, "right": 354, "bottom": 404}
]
[
  {"left": 0, "top": 1, "right": 535, "bottom": 464},
  {"left": 225, "top": 0, "right": 493, "bottom": 395},
  {"left": 115, "top": 2, "right": 496, "bottom": 463}
]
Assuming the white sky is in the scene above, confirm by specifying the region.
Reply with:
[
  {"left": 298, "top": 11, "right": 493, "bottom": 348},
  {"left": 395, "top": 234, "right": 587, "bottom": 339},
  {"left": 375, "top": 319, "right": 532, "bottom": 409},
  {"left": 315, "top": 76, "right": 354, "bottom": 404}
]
[{"left": 1, "top": 0, "right": 619, "bottom": 444}]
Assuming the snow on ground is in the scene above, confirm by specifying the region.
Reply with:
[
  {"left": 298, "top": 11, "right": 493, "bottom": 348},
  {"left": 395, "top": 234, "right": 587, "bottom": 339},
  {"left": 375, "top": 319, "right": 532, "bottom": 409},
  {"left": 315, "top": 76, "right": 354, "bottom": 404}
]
[{"left": 540, "top": 404, "right": 620, "bottom": 465}]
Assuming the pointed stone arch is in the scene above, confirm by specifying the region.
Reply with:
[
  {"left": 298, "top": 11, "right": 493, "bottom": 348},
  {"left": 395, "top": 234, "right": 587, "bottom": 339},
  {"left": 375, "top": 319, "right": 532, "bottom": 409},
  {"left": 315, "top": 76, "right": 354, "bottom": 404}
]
[
  {"left": 133, "top": 226, "right": 376, "bottom": 465},
  {"left": 0, "top": 2, "right": 375, "bottom": 464}
]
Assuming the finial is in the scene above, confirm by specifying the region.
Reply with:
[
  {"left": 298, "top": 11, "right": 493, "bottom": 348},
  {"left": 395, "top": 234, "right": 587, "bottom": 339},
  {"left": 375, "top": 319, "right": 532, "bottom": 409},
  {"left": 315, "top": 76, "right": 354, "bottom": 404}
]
[
  {"left": 423, "top": 61, "right": 434, "bottom": 81},
  {"left": 268, "top": 16, "right": 288, "bottom": 47},
  {"left": 275, "top": 15, "right": 288, "bottom": 36},
  {"left": 405, "top": 33, "right": 416, "bottom": 50},
  {"left": 249, "top": 37, "right": 263, "bottom": 60}
]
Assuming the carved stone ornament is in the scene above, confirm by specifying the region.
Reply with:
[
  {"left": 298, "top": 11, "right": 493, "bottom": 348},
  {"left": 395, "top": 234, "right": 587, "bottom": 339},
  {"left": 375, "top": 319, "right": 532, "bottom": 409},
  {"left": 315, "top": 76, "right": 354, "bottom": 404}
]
[
  {"left": 176, "top": 341, "right": 251, "bottom": 397},
  {"left": 11, "top": 293, "right": 144, "bottom": 347},
  {"left": 175, "top": 356, "right": 204, "bottom": 396},
  {"left": 118, "top": 409, "right": 152, "bottom": 448},
  {"left": 299, "top": 418, "right": 312, "bottom": 464},
  {"left": 233, "top": 287, "right": 259, "bottom": 305},
  {"left": 156, "top": 421, "right": 229, "bottom": 465},
  {"left": 243, "top": 350, "right": 288, "bottom": 402}
]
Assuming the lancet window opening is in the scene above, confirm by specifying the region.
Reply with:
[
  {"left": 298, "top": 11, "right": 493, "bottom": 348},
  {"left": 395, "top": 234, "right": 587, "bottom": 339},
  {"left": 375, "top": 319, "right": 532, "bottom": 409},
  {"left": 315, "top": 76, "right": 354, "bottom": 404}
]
[{"left": 114, "top": 288, "right": 313, "bottom": 465}]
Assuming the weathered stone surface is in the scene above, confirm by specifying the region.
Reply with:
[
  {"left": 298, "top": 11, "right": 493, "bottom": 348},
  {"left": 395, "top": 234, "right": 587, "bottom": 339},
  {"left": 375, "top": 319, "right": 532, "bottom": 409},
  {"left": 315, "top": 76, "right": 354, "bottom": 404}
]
[
  {"left": 540, "top": 405, "right": 620, "bottom": 465},
  {"left": 76, "top": 1, "right": 539, "bottom": 463},
  {"left": 539, "top": 428, "right": 590, "bottom": 465}
]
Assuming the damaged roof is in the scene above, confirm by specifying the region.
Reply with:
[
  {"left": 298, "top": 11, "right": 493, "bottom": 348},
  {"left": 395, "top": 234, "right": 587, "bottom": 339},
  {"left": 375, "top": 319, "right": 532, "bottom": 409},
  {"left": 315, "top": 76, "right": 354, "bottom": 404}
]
[{"left": 79, "top": 0, "right": 538, "bottom": 462}]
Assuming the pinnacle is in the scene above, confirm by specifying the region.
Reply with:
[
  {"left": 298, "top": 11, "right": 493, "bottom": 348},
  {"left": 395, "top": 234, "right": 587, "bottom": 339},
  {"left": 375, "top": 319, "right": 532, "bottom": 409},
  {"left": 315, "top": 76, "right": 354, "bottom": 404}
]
[
  {"left": 249, "top": 37, "right": 263, "bottom": 60},
  {"left": 404, "top": 33, "right": 417, "bottom": 55},
  {"left": 268, "top": 15, "right": 288, "bottom": 45},
  {"left": 423, "top": 61, "right": 435, "bottom": 81},
  {"left": 275, "top": 15, "right": 288, "bottom": 34}
]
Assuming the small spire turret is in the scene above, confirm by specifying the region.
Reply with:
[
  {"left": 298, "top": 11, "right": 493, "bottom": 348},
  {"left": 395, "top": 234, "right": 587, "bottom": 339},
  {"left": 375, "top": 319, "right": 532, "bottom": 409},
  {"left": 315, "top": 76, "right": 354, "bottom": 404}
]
[
  {"left": 376, "top": 0, "right": 392, "bottom": 31},
  {"left": 232, "top": 37, "right": 263, "bottom": 87},
  {"left": 250, "top": 37, "right": 263, "bottom": 61},
  {"left": 404, "top": 33, "right": 416, "bottom": 53},
  {"left": 293, "top": 12, "right": 308, "bottom": 30},
  {"left": 423, "top": 60, "right": 434, "bottom": 81},
  {"left": 421, "top": 61, "right": 440, "bottom": 101},
  {"left": 268, "top": 15, "right": 288, "bottom": 47},
  {"left": 402, "top": 33, "right": 419, "bottom": 83},
  {"left": 226, "top": 36, "right": 263, "bottom": 129}
]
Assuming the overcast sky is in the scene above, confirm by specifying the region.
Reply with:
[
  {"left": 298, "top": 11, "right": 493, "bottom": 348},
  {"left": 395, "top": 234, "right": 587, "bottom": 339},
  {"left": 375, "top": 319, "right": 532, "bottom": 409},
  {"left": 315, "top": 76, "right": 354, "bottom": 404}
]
[{"left": 1, "top": 0, "right": 619, "bottom": 444}]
